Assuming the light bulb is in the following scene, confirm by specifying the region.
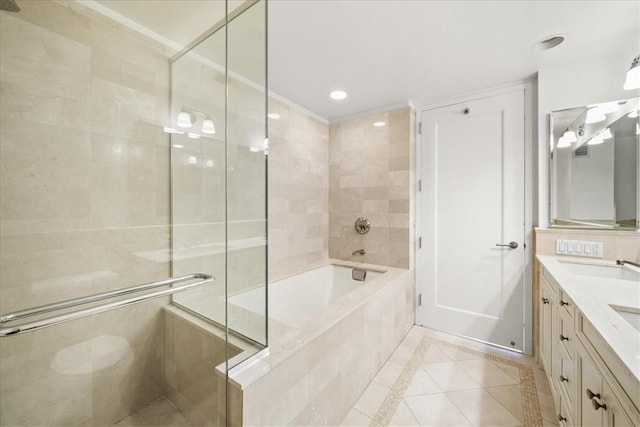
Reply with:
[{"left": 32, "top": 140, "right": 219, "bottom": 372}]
[
  {"left": 623, "top": 56, "right": 640, "bottom": 90},
  {"left": 330, "top": 90, "right": 347, "bottom": 100},
  {"left": 268, "top": 113, "right": 281, "bottom": 120},
  {"left": 373, "top": 121, "right": 386, "bottom": 127},
  {"left": 562, "top": 129, "right": 577, "bottom": 143},
  {"left": 202, "top": 118, "right": 216, "bottom": 134},
  {"left": 177, "top": 112, "right": 192, "bottom": 128},
  {"left": 600, "top": 128, "right": 612, "bottom": 140},
  {"left": 557, "top": 135, "right": 571, "bottom": 148},
  {"left": 585, "top": 108, "right": 606, "bottom": 124}
]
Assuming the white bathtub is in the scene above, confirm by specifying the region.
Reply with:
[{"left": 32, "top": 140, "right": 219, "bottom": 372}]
[{"left": 228, "top": 264, "right": 383, "bottom": 325}]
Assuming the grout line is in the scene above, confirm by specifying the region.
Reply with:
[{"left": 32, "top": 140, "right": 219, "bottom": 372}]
[
  {"left": 368, "top": 334, "right": 544, "bottom": 427},
  {"left": 369, "top": 337, "right": 431, "bottom": 426},
  {"left": 435, "top": 339, "right": 544, "bottom": 426}
]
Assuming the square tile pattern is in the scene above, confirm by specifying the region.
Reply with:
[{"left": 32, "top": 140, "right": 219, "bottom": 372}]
[{"left": 342, "top": 327, "right": 555, "bottom": 427}]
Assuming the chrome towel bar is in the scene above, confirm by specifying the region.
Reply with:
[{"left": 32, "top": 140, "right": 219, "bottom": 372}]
[{"left": 0, "top": 273, "right": 214, "bottom": 337}]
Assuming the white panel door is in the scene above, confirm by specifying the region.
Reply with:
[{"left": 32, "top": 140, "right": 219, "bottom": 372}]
[{"left": 417, "top": 89, "right": 525, "bottom": 351}]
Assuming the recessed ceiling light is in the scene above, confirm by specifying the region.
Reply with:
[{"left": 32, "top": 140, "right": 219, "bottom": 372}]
[
  {"left": 330, "top": 90, "right": 347, "bottom": 100},
  {"left": 373, "top": 121, "right": 386, "bottom": 127},
  {"left": 533, "top": 34, "right": 565, "bottom": 51},
  {"left": 268, "top": 113, "right": 281, "bottom": 120}
]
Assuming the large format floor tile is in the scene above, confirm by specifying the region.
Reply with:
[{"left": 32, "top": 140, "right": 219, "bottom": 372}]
[{"left": 341, "top": 326, "right": 556, "bottom": 427}]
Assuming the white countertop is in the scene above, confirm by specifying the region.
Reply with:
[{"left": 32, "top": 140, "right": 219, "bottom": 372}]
[{"left": 537, "top": 255, "right": 640, "bottom": 384}]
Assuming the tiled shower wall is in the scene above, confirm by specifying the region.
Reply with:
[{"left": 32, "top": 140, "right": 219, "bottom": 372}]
[
  {"left": 329, "top": 107, "right": 414, "bottom": 269},
  {"left": 0, "top": 1, "right": 173, "bottom": 425},
  {"left": 267, "top": 98, "right": 329, "bottom": 279},
  {"left": 268, "top": 105, "right": 415, "bottom": 275}
]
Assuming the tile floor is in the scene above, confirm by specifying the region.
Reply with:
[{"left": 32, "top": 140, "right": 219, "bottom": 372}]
[
  {"left": 340, "top": 326, "right": 558, "bottom": 427},
  {"left": 111, "top": 326, "right": 558, "bottom": 427}
]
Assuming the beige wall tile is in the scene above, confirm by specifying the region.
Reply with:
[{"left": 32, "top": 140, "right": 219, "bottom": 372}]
[
  {"left": 328, "top": 107, "right": 413, "bottom": 269},
  {"left": 0, "top": 2, "right": 173, "bottom": 425},
  {"left": 267, "top": 98, "right": 330, "bottom": 279}
]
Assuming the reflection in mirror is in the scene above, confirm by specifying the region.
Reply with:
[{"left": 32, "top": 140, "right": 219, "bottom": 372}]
[{"left": 550, "top": 98, "right": 639, "bottom": 229}]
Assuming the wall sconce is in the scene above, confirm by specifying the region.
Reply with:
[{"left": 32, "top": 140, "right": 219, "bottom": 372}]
[
  {"left": 557, "top": 125, "right": 584, "bottom": 148},
  {"left": 171, "top": 109, "right": 216, "bottom": 137},
  {"left": 624, "top": 55, "right": 640, "bottom": 90},
  {"left": 585, "top": 107, "right": 606, "bottom": 124},
  {"left": 176, "top": 111, "right": 193, "bottom": 128},
  {"left": 202, "top": 117, "right": 216, "bottom": 134}
]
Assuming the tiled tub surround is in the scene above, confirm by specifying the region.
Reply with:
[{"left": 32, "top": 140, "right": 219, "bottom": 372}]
[
  {"left": 267, "top": 98, "right": 330, "bottom": 279},
  {"left": 329, "top": 107, "right": 414, "bottom": 269},
  {"left": 162, "top": 306, "right": 247, "bottom": 427},
  {"left": 226, "top": 260, "right": 415, "bottom": 426},
  {"left": 0, "top": 1, "right": 176, "bottom": 425}
]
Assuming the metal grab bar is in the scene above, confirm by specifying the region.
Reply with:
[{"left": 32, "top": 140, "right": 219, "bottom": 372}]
[{"left": 0, "top": 273, "right": 214, "bottom": 337}]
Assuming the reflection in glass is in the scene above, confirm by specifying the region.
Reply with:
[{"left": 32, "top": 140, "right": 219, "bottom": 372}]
[{"left": 550, "top": 98, "right": 639, "bottom": 229}]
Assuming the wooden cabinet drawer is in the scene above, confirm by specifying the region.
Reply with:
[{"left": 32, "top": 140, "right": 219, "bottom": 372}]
[{"left": 558, "top": 307, "right": 575, "bottom": 357}]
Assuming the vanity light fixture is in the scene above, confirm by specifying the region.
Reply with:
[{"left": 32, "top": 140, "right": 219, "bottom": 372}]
[
  {"left": 585, "top": 107, "right": 606, "bottom": 124},
  {"left": 373, "top": 121, "right": 386, "bottom": 127},
  {"left": 561, "top": 128, "right": 577, "bottom": 143},
  {"left": 557, "top": 135, "right": 572, "bottom": 148},
  {"left": 201, "top": 118, "right": 216, "bottom": 134},
  {"left": 173, "top": 144, "right": 184, "bottom": 149},
  {"left": 330, "top": 90, "right": 347, "bottom": 100},
  {"left": 623, "top": 55, "right": 640, "bottom": 90},
  {"left": 267, "top": 113, "right": 281, "bottom": 120},
  {"left": 177, "top": 111, "right": 193, "bottom": 128}
]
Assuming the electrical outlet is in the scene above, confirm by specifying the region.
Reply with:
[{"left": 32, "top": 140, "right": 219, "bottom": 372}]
[{"left": 555, "top": 239, "right": 604, "bottom": 258}]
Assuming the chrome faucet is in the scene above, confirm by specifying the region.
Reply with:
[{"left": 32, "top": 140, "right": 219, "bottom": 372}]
[
  {"left": 352, "top": 249, "right": 365, "bottom": 256},
  {"left": 616, "top": 259, "right": 640, "bottom": 268}
]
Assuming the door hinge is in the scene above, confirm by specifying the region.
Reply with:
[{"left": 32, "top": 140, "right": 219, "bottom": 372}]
[
  {"left": 418, "top": 122, "right": 422, "bottom": 135},
  {"left": 418, "top": 179, "right": 422, "bottom": 192},
  {"left": 418, "top": 293, "right": 422, "bottom": 307},
  {"left": 418, "top": 236, "right": 422, "bottom": 249}
]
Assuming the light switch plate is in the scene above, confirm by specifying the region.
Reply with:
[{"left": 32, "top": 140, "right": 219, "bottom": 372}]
[{"left": 556, "top": 239, "right": 604, "bottom": 258}]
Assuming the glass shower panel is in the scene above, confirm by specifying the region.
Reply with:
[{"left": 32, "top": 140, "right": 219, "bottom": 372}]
[
  {"left": 0, "top": 0, "right": 266, "bottom": 425},
  {"left": 226, "top": 0, "right": 268, "bottom": 351},
  {"left": 170, "top": 0, "right": 268, "bottom": 360},
  {"left": 170, "top": 27, "right": 228, "bottom": 327}
]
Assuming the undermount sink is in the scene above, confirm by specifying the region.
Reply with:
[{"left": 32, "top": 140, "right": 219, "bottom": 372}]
[
  {"left": 610, "top": 305, "right": 640, "bottom": 333},
  {"left": 559, "top": 261, "right": 640, "bottom": 282}
]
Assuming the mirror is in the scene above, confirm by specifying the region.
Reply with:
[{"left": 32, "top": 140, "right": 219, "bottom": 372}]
[{"left": 550, "top": 97, "right": 639, "bottom": 229}]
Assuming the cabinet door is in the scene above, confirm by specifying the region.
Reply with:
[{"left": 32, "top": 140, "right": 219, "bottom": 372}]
[
  {"left": 540, "top": 279, "right": 554, "bottom": 373},
  {"left": 578, "top": 346, "right": 605, "bottom": 427},
  {"left": 602, "top": 382, "right": 634, "bottom": 427}
]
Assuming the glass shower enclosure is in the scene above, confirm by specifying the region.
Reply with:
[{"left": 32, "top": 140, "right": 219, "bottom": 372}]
[{"left": 0, "top": 0, "right": 267, "bottom": 425}]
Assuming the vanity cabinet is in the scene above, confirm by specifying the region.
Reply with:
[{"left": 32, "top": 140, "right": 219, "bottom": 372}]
[
  {"left": 539, "top": 264, "right": 639, "bottom": 427},
  {"left": 577, "top": 343, "right": 634, "bottom": 427}
]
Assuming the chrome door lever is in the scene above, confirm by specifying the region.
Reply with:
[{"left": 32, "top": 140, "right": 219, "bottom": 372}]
[{"left": 496, "top": 241, "right": 518, "bottom": 249}]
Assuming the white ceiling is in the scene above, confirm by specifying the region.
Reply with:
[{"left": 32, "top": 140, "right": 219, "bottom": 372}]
[
  {"left": 90, "top": 0, "right": 640, "bottom": 122},
  {"left": 268, "top": 0, "right": 640, "bottom": 121}
]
